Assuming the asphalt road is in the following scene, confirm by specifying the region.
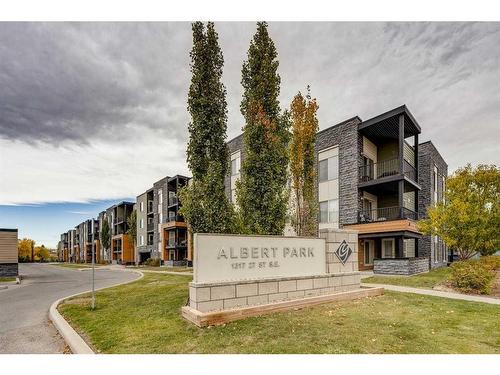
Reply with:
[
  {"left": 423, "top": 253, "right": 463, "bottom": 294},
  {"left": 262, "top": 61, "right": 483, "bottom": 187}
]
[{"left": 0, "top": 263, "right": 139, "bottom": 354}]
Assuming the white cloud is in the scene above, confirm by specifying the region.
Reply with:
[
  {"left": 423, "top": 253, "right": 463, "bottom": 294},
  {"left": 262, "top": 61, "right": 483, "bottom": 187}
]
[{"left": 0, "top": 131, "right": 189, "bottom": 205}]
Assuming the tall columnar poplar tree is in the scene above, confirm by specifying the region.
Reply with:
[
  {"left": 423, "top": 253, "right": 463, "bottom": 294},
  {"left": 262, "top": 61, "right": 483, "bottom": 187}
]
[
  {"left": 180, "top": 21, "right": 235, "bottom": 234},
  {"left": 236, "top": 22, "right": 291, "bottom": 235},
  {"left": 289, "top": 87, "right": 319, "bottom": 236}
]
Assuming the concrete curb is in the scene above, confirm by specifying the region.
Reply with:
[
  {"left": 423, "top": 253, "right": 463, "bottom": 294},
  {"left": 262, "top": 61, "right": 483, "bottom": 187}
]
[{"left": 49, "top": 269, "right": 144, "bottom": 354}]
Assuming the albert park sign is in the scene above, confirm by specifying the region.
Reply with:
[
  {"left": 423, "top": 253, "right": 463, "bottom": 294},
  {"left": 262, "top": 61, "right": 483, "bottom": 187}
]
[
  {"left": 193, "top": 233, "right": 326, "bottom": 283},
  {"left": 182, "top": 230, "right": 380, "bottom": 327}
]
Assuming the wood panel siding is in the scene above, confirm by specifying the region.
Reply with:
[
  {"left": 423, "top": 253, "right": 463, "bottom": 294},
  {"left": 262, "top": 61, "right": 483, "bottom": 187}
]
[
  {"left": 345, "top": 219, "right": 421, "bottom": 235},
  {"left": 0, "top": 230, "right": 18, "bottom": 263},
  {"left": 122, "top": 234, "right": 135, "bottom": 263}
]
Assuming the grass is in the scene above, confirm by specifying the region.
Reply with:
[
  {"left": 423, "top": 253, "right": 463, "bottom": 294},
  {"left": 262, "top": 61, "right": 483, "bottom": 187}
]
[
  {"left": 363, "top": 267, "right": 452, "bottom": 289},
  {"left": 54, "top": 263, "right": 105, "bottom": 269},
  {"left": 126, "top": 266, "right": 192, "bottom": 273},
  {"left": 58, "top": 273, "right": 500, "bottom": 354},
  {"left": 0, "top": 277, "right": 16, "bottom": 282}
]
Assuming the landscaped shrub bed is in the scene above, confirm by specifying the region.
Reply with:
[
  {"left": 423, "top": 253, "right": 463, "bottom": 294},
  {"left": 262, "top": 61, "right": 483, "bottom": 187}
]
[{"left": 449, "top": 256, "right": 499, "bottom": 295}]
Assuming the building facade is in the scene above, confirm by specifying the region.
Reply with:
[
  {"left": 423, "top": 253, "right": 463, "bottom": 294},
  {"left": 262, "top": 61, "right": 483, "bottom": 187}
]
[
  {"left": 225, "top": 105, "right": 448, "bottom": 275},
  {"left": 137, "top": 175, "right": 190, "bottom": 265}
]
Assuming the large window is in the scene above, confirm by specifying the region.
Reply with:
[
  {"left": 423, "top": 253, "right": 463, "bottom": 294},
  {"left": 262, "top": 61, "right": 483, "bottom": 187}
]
[
  {"left": 403, "top": 238, "right": 415, "bottom": 258},
  {"left": 319, "top": 155, "right": 339, "bottom": 182},
  {"left": 382, "top": 238, "right": 395, "bottom": 258},
  {"left": 319, "top": 199, "right": 339, "bottom": 224},
  {"left": 231, "top": 152, "right": 241, "bottom": 176},
  {"left": 364, "top": 240, "right": 374, "bottom": 265}
]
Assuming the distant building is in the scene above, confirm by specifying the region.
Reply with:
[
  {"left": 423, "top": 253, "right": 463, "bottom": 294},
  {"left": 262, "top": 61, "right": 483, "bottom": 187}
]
[{"left": 0, "top": 228, "right": 18, "bottom": 277}]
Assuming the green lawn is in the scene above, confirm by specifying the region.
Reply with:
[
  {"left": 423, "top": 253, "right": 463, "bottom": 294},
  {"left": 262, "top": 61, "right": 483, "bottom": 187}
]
[
  {"left": 363, "top": 267, "right": 452, "bottom": 289},
  {"left": 54, "top": 263, "right": 104, "bottom": 269},
  {"left": 126, "top": 266, "right": 192, "bottom": 273},
  {"left": 58, "top": 273, "right": 500, "bottom": 354},
  {"left": 0, "top": 277, "right": 16, "bottom": 282}
]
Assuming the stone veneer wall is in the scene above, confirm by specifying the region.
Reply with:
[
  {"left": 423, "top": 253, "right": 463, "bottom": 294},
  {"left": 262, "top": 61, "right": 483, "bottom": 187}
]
[
  {"left": 373, "top": 257, "right": 429, "bottom": 275},
  {"left": 315, "top": 117, "right": 362, "bottom": 227},
  {"left": 0, "top": 263, "right": 18, "bottom": 277},
  {"left": 189, "top": 228, "right": 360, "bottom": 313},
  {"left": 418, "top": 141, "right": 448, "bottom": 269}
]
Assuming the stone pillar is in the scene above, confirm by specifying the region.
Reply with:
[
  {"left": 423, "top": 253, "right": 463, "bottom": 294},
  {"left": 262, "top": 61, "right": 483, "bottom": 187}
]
[{"left": 320, "top": 228, "right": 359, "bottom": 274}]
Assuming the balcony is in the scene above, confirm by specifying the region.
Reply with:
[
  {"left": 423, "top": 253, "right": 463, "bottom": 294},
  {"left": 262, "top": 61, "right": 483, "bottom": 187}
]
[
  {"left": 359, "top": 157, "right": 417, "bottom": 184},
  {"left": 147, "top": 202, "right": 154, "bottom": 214},
  {"left": 168, "top": 196, "right": 178, "bottom": 206},
  {"left": 147, "top": 222, "right": 154, "bottom": 232},
  {"left": 358, "top": 206, "right": 418, "bottom": 223},
  {"left": 166, "top": 239, "right": 187, "bottom": 248}
]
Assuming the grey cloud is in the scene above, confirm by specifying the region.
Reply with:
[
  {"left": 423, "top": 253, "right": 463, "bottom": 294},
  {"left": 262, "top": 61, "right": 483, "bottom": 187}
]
[
  {"left": 1, "top": 22, "right": 499, "bottom": 173},
  {"left": 0, "top": 22, "right": 192, "bottom": 144}
]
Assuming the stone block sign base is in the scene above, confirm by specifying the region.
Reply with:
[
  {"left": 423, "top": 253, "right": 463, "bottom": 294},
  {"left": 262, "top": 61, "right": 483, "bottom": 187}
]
[
  {"left": 183, "top": 229, "right": 384, "bottom": 327},
  {"left": 182, "top": 286, "right": 384, "bottom": 327}
]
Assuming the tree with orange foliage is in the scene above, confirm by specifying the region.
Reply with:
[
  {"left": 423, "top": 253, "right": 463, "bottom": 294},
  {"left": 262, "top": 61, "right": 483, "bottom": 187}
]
[{"left": 289, "top": 87, "right": 319, "bottom": 236}]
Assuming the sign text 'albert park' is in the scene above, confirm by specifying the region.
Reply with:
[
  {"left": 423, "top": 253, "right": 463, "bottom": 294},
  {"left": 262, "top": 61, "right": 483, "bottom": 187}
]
[{"left": 193, "top": 234, "right": 326, "bottom": 283}]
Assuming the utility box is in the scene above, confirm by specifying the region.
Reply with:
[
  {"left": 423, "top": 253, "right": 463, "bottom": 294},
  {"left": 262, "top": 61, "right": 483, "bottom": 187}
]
[{"left": 0, "top": 228, "right": 18, "bottom": 277}]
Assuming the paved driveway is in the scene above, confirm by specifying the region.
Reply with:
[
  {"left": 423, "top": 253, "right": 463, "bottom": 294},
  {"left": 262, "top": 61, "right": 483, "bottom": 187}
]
[{"left": 0, "top": 263, "right": 139, "bottom": 354}]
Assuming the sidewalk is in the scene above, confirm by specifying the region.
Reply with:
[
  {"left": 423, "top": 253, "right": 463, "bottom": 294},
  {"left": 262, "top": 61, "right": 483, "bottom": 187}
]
[{"left": 362, "top": 283, "right": 500, "bottom": 305}]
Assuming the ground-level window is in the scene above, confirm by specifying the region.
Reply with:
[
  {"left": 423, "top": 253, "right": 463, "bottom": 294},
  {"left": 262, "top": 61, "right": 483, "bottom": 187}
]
[
  {"left": 364, "top": 240, "right": 374, "bottom": 265},
  {"left": 403, "top": 238, "right": 415, "bottom": 258},
  {"left": 381, "top": 238, "right": 395, "bottom": 258},
  {"left": 319, "top": 199, "right": 339, "bottom": 224}
]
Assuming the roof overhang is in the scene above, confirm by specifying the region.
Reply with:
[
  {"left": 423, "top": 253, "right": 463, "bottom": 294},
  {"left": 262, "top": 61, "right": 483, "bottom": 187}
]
[{"left": 359, "top": 105, "right": 421, "bottom": 140}]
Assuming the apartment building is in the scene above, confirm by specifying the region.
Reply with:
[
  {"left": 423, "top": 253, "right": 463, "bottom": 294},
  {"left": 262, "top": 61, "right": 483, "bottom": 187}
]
[
  {"left": 226, "top": 105, "right": 448, "bottom": 275},
  {"left": 108, "top": 201, "right": 135, "bottom": 264},
  {"left": 136, "top": 188, "right": 155, "bottom": 262},
  {"left": 57, "top": 232, "right": 69, "bottom": 262},
  {"left": 137, "top": 175, "right": 190, "bottom": 265}
]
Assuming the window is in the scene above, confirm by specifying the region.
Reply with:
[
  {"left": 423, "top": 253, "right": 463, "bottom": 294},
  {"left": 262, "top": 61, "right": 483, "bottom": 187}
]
[
  {"left": 140, "top": 235, "right": 144, "bottom": 246},
  {"left": 319, "top": 155, "right": 339, "bottom": 182},
  {"left": 364, "top": 240, "right": 374, "bottom": 265},
  {"left": 433, "top": 165, "right": 438, "bottom": 204},
  {"left": 442, "top": 176, "right": 446, "bottom": 203},
  {"left": 382, "top": 238, "right": 395, "bottom": 258},
  {"left": 403, "top": 238, "right": 415, "bottom": 258},
  {"left": 140, "top": 218, "right": 144, "bottom": 229},
  {"left": 231, "top": 152, "right": 241, "bottom": 176},
  {"left": 319, "top": 199, "right": 339, "bottom": 224},
  {"left": 433, "top": 235, "right": 439, "bottom": 263},
  {"left": 140, "top": 202, "right": 144, "bottom": 212}
]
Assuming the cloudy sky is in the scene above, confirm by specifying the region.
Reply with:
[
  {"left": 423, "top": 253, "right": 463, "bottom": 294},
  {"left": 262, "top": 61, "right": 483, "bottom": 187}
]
[{"left": 1, "top": 22, "right": 499, "bottom": 247}]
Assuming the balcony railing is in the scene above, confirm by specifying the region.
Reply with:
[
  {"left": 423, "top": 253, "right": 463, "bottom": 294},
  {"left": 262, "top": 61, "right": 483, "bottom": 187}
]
[
  {"left": 403, "top": 160, "right": 416, "bottom": 181},
  {"left": 168, "top": 196, "right": 178, "bottom": 206},
  {"left": 147, "top": 222, "right": 154, "bottom": 232},
  {"left": 358, "top": 206, "right": 418, "bottom": 223},
  {"left": 167, "top": 239, "right": 187, "bottom": 248},
  {"left": 360, "top": 157, "right": 417, "bottom": 183},
  {"left": 147, "top": 202, "right": 154, "bottom": 214},
  {"left": 359, "top": 158, "right": 399, "bottom": 182}
]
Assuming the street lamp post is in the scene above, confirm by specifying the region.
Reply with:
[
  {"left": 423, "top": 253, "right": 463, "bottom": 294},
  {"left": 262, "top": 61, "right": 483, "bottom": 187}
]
[{"left": 91, "top": 232, "right": 96, "bottom": 310}]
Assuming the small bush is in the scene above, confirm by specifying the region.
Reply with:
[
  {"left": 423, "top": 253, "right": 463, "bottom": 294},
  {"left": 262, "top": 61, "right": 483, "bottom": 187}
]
[
  {"left": 449, "top": 260, "right": 495, "bottom": 294},
  {"left": 479, "top": 255, "right": 500, "bottom": 271},
  {"left": 143, "top": 258, "right": 160, "bottom": 267}
]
